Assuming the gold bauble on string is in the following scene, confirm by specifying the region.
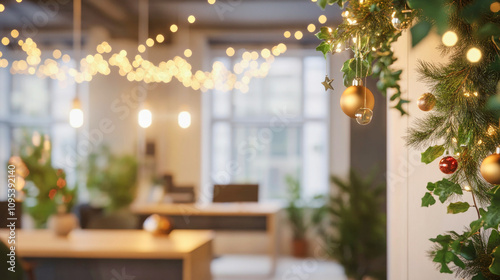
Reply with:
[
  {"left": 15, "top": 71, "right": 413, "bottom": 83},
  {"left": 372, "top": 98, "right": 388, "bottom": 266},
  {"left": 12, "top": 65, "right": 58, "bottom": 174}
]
[
  {"left": 480, "top": 147, "right": 500, "bottom": 185},
  {"left": 417, "top": 93, "right": 436, "bottom": 111},
  {"left": 340, "top": 78, "right": 375, "bottom": 118},
  {"left": 143, "top": 214, "right": 174, "bottom": 236}
]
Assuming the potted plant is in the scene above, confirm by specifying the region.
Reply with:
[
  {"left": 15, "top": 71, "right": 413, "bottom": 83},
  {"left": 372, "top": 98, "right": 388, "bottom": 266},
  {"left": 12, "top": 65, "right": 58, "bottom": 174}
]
[
  {"left": 10, "top": 132, "right": 77, "bottom": 229},
  {"left": 284, "top": 175, "right": 322, "bottom": 258},
  {"left": 85, "top": 146, "right": 138, "bottom": 228},
  {"left": 314, "top": 168, "right": 386, "bottom": 280}
]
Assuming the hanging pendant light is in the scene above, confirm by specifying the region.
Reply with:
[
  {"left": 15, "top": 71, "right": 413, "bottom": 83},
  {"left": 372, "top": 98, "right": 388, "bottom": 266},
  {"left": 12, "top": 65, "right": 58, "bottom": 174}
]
[
  {"left": 69, "top": 97, "right": 84, "bottom": 128},
  {"left": 178, "top": 111, "right": 191, "bottom": 129},
  {"left": 69, "top": 0, "right": 83, "bottom": 128},
  {"left": 138, "top": 106, "right": 152, "bottom": 128}
]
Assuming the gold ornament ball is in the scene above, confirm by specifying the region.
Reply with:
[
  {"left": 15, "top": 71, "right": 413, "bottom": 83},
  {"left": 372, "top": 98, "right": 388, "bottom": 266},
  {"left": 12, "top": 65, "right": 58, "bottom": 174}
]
[
  {"left": 143, "top": 214, "right": 174, "bottom": 235},
  {"left": 417, "top": 93, "right": 436, "bottom": 111},
  {"left": 480, "top": 153, "right": 500, "bottom": 185},
  {"left": 340, "top": 84, "right": 375, "bottom": 118}
]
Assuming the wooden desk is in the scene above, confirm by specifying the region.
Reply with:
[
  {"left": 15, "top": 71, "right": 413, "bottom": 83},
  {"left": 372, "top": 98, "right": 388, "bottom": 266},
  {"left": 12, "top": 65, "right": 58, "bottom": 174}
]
[
  {"left": 131, "top": 202, "right": 281, "bottom": 275},
  {"left": 0, "top": 229, "right": 213, "bottom": 280}
]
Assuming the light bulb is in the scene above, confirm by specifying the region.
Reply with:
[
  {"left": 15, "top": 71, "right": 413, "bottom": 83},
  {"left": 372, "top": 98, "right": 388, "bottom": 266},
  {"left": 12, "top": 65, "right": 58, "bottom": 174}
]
[
  {"left": 178, "top": 111, "right": 191, "bottom": 129},
  {"left": 138, "top": 109, "right": 152, "bottom": 128},
  {"left": 69, "top": 98, "right": 83, "bottom": 128},
  {"left": 466, "top": 47, "right": 482, "bottom": 63},
  {"left": 442, "top": 31, "right": 458, "bottom": 47}
]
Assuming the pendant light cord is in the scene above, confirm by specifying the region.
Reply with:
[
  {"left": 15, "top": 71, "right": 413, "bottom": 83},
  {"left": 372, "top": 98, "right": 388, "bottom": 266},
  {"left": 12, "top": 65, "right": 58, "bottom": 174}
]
[{"left": 73, "top": 0, "right": 81, "bottom": 96}]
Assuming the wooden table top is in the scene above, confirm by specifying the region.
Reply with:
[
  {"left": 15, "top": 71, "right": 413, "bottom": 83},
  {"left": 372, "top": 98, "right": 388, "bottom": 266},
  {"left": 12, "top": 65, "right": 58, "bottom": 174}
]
[
  {"left": 0, "top": 229, "right": 214, "bottom": 259},
  {"left": 130, "top": 202, "right": 281, "bottom": 216}
]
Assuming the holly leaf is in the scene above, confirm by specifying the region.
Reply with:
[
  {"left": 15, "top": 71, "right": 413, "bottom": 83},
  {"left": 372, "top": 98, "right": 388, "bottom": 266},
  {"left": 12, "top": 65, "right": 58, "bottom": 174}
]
[
  {"left": 459, "top": 241, "right": 477, "bottom": 260},
  {"left": 483, "top": 186, "right": 500, "bottom": 229},
  {"left": 427, "top": 182, "right": 436, "bottom": 191},
  {"left": 453, "top": 254, "right": 465, "bottom": 269},
  {"left": 421, "top": 145, "right": 445, "bottom": 164},
  {"left": 411, "top": 20, "right": 432, "bottom": 47},
  {"left": 447, "top": 202, "right": 470, "bottom": 214},
  {"left": 422, "top": 192, "right": 436, "bottom": 207},
  {"left": 488, "top": 230, "right": 500, "bottom": 254},
  {"left": 315, "top": 26, "right": 332, "bottom": 40},
  {"left": 490, "top": 245, "right": 500, "bottom": 275},
  {"left": 316, "top": 41, "right": 332, "bottom": 58},
  {"left": 470, "top": 218, "right": 484, "bottom": 235},
  {"left": 433, "top": 178, "right": 463, "bottom": 203},
  {"left": 472, "top": 272, "right": 488, "bottom": 280}
]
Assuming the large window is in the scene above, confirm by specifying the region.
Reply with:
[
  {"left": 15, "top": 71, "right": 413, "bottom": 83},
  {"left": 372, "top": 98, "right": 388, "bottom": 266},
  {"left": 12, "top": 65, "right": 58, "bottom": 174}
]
[
  {"left": 208, "top": 51, "right": 330, "bottom": 201},
  {"left": 0, "top": 66, "right": 76, "bottom": 200}
]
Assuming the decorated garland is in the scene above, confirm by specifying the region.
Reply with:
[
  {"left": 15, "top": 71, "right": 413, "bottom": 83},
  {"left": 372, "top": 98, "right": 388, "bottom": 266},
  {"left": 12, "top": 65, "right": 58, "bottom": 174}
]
[
  {"left": 317, "top": 0, "right": 500, "bottom": 278},
  {"left": 316, "top": 0, "right": 415, "bottom": 118}
]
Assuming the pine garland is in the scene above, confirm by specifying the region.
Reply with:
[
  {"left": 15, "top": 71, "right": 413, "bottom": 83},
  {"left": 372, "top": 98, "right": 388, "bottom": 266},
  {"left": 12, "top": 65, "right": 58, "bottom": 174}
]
[{"left": 407, "top": 0, "right": 500, "bottom": 277}]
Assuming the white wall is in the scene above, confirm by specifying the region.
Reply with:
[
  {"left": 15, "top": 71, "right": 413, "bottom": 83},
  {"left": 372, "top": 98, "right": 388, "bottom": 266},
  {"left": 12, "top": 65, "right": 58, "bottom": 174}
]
[{"left": 388, "top": 32, "right": 477, "bottom": 279}]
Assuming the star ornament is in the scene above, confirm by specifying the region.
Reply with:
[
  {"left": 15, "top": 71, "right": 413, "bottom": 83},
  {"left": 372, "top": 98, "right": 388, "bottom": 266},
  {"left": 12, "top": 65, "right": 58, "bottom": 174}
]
[{"left": 322, "top": 75, "right": 334, "bottom": 91}]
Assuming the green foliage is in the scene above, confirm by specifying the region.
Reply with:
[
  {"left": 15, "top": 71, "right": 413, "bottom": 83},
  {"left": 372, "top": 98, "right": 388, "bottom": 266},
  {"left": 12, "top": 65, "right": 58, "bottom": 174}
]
[
  {"left": 316, "top": 0, "right": 414, "bottom": 115},
  {"left": 447, "top": 202, "right": 470, "bottom": 214},
  {"left": 86, "top": 146, "right": 138, "bottom": 212},
  {"left": 284, "top": 175, "right": 323, "bottom": 240},
  {"left": 407, "top": 0, "right": 500, "bottom": 278},
  {"left": 13, "top": 132, "right": 77, "bottom": 228},
  {"left": 314, "top": 168, "right": 386, "bottom": 280},
  {"left": 421, "top": 145, "right": 445, "bottom": 164},
  {"left": 422, "top": 192, "right": 436, "bottom": 207}
]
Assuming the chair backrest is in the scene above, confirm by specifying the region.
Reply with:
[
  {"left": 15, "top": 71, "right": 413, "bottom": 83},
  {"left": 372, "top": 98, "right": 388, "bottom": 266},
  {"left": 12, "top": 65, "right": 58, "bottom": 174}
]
[{"left": 213, "top": 184, "right": 259, "bottom": 203}]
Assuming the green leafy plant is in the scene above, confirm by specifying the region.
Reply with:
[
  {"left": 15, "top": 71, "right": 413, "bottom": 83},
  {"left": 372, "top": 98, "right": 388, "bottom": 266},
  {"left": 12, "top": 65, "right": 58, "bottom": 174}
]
[
  {"left": 11, "top": 132, "right": 77, "bottom": 228},
  {"left": 284, "top": 175, "right": 308, "bottom": 240},
  {"left": 405, "top": 0, "right": 500, "bottom": 278},
  {"left": 314, "top": 169, "right": 386, "bottom": 280},
  {"left": 316, "top": 0, "right": 415, "bottom": 115},
  {"left": 86, "top": 146, "right": 138, "bottom": 211}
]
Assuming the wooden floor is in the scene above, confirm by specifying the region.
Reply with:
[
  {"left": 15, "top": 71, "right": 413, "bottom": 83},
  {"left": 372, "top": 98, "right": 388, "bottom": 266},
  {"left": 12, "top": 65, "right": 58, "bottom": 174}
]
[{"left": 212, "top": 255, "right": 347, "bottom": 280}]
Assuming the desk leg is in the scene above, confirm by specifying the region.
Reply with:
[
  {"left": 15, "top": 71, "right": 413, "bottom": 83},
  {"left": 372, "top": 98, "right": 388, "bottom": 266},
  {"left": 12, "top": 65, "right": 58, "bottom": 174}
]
[
  {"left": 267, "top": 213, "right": 278, "bottom": 276},
  {"left": 184, "top": 240, "right": 213, "bottom": 280}
]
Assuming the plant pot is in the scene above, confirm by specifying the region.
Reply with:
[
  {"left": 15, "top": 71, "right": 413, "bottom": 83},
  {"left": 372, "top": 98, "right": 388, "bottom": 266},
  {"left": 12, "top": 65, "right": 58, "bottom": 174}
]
[
  {"left": 292, "top": 238, "right": 308, "bottom": 258},
  {"left": 48, "top": 213, "right": 78, "bottom": 237}
]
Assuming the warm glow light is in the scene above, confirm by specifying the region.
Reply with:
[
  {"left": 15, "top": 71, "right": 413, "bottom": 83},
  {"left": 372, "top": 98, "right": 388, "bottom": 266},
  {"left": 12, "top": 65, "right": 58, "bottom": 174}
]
[
  {"left": 463, "top": 185, "right": 472, "bottom": 192},
  {"left": 138, "top": 44, "right": 146, "bottom": 53},
  {"left": 261, "top": 48, "right": 271, "bottom": 58},
  {"left": 62, "top": 54, "right": 71, "bottom": 63},
  {"left": 2, "top": 37, "right": 9, "bottom": 46},
  {"left": 138, "top": 109, "right": 152, "bottom": 128},
  {"left": 170, "top": 24, "right": 178, "bottom": 32},
  {"left": 11, "top": 29, "right": 19, "bottom": 38},
  {"left": 226, "top": 47, "right": 235, "bottom": 57},
  {"left": 307, "top": 23, "right": 316, "bottom": 33},
  {"left": 491, "top": 2, "right": 500, "bottom": 13},
  {"left": 156, "top": 34, "right": 165, "bottom": 43},
  {"left": 318, "top": 15, "right": 327, "bottom": 24},
  {"left": 188, "top": 15, "right": 196, "bottom": 24},
  {"left": 442, "top": 31, "right": 458, "bottom": 47},
  {"left": 208, "top": 0, "right": 216, "bottom": 4},
  {"left": 69, "top": 98, "right": 84, "bottom": 128},
  {"left": 178, "top": 111, "right": 191, "bottom": 129},
  {"left": 294, "top": 31, "right": 303, "bottom": 40},
  {"left": 311, "top": 0, "right": 317, "bottom": 2},
  {"left": 184, "top": 49, "right": 192, "bottom": 58},
  {"left": 284, "top": 31, "right": 291, "bottom": 38},
  {"left": 53, "top": 49, "right": 62, "bottom": 59},
  {"left": 466, "top": 47, "right": 482, "bottom": 63},
  {"left": 146, "top": 38, "right": 154, "bottom": 47},
  {"left": 0, "top": 4, "right": 4, "bottom": 12}
]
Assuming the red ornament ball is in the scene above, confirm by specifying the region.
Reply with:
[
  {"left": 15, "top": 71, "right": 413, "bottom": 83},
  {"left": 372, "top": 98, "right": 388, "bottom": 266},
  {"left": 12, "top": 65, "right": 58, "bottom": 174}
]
[{"left": 439, "top": 156, "right": 458, "bottom": 174}]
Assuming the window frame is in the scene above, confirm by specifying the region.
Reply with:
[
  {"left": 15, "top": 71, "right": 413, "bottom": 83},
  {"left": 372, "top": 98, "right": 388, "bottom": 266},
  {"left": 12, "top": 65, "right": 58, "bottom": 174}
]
[{"left": 205, "top": 48, "right": 331, "bottom": 202}]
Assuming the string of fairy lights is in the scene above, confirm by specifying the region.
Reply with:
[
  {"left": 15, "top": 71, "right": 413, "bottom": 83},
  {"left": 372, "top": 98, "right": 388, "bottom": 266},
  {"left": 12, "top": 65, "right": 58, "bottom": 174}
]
[{"left": 0, "top": 0, "right": 329, "bottom": 129}]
